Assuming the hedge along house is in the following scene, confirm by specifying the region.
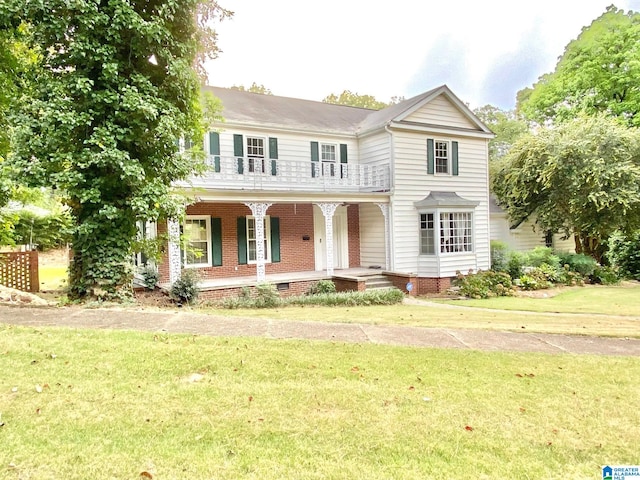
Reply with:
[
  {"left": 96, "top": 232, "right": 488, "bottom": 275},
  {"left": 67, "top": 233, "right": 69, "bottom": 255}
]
[{"left": 155, "top": 85, "right": 494, "bottom": 299}]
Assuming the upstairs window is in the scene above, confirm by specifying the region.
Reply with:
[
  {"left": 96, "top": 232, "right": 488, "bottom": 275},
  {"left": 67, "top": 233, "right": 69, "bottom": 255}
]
[
  {"left": 434, "top": 141, "right": 449, "bottom": 174},
  {"left": 321, "top": 143, "right": 337, "bottom": 176},
  {"left": 246, "top": 136, "right": 266, "bottom": 173}
]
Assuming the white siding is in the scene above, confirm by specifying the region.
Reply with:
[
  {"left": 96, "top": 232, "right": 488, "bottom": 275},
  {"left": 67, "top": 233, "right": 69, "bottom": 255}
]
[
  {"left": 403, "top": 95, "right": 476, "bottom": 130},
  {"left": 359, "top": 203, "right": 386, "bottom": 267},
  {"left": 390, "top": 129, "right": 490, "bottom": 278},
  {"left": 359, "top": 131, "right": 390, "bottom": 167},
  {"left": 490, "top": 215, "right": 575, "bottom": 253}
]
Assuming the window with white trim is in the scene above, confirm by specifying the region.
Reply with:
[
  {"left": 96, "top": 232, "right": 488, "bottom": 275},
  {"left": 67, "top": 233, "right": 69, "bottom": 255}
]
[
  {"left": 321, "top": 143, "right": 337, "bottom": 177},
  {"left": 247, "top": 215, "right": 271, "bottom": 263},
  {"left": 419, "top": 211, "right": 473, "bottom": 255},
  {"left": 419, "top": 214, "right": 435, "bottom": 254},
  {"left": 435, "top": 140, "right": 449, "bottom": 174},
  {"left": 246, "top": 136, "right": 266, "bottom": 173},
  {"left": 440, "top": 212, "right": 473, "bottom": 253},
  {"left": 183, "top": 216, "right": 211, "bottom": 267}
]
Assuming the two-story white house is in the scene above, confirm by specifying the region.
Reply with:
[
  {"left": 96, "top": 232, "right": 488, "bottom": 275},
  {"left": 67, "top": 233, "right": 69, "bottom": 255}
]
[{"left": 155, "top": 85, "right": 494, "bottom": 299}]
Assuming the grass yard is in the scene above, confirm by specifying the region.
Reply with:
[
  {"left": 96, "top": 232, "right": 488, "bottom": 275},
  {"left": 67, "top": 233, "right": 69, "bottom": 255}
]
[{"left": 1, "top": 324, "right": 639, "bottom": 479}]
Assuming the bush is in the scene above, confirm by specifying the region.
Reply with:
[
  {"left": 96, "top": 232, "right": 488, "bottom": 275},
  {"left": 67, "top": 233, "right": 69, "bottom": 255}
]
[
  {"left": 507, "top": 251, "right": 526, "bottom": 279},
  {"left": 253, "top": 282, "right": 281, "bottom": 308},
  {"left": 525, "top": 247, "right": 560, "bottom": 270},
  {"left": 170, "top": 269, "right": 200, "bottom": 305},
  {"left": 590, "top": 265, "right": 620, "bottom": 285},
  {"left": 490, "top": 240, "right": 510, "bottom": 272},
  {"left": 607, "top": 230, "right": 640, "bottom": 280},
  {"left": 519, "top": 267, "right": 553, "bottom": 290},
  {"left": 453, "top": 270, "right": 515, "bottom": 299},
  {"left": 308, "top": 279, "right": 337, "bottom": 295},
  {"left": 288, "top": 288, "right": 404, "bottom": 307},
  {"left": 557, "top": 252, "right": 597, "bottom": 277},
  {"left": 141, "top": 266, "right": 159, "bottom": 290}
]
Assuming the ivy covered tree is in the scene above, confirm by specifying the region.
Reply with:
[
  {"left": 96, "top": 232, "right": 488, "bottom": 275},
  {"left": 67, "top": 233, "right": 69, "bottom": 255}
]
[
  {"left": 492, "top": 114, "right": 640, "bottom": 261},
  {"left": 2, "top": 0, "right": 230, "bottom": 299},
  {"left": 517, "top": 6, "right": 640, "bottom": 126}
]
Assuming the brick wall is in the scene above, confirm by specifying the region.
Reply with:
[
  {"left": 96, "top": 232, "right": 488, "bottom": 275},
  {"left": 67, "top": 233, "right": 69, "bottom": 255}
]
[
  {"left": 198, "top": 279, "right": 318, "bottom": 301},
  {"left": 347, "top": 204, "right": 361, "bottom": 268},
  {"left": 417, "top": 277, "right": 452, "bottom": 294}
]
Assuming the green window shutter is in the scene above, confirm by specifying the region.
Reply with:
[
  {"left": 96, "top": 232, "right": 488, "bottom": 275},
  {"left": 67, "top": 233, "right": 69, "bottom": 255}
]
[
  {"left": 209, "top": 132, "right": 221, "bottom": 172},
  {"left": 310, "top": 141, "right": 319, "bottom": 178},
  {"left": 234, "top": 134, "right": 244, "bottom": 174},
  {"left": 269, "top": 137, "right": 278, "bottom": 176},
  {"left": 340, "top": 143, "right": 348, "bottom": 179},
  {"left": 237, "top": 216, "right": 247, "bottom": 264},
  {"left": 211, "top": 217, "right": 223, "bottom": 267},
  {"left": 452, "top": 141, "right": 459, "bottom": 176},
  {"left": 427, "top": 139, "right": 434, "bottom": 174},
  {"left": 270, "top": 217, "right": 281, "bottom": 263}
]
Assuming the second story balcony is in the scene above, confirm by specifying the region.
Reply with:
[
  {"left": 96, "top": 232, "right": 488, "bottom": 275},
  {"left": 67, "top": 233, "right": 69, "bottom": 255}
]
[{"left": 181, "top": 155, "right": 391, "bottom": 193}]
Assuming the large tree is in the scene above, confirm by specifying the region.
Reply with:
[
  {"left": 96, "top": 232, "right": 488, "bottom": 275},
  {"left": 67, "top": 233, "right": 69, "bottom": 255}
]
[
  {"left": 492, "top": 114, "right": 640, "bottom": 261},
  {"left": 518, "top": 6, "right": 640, "bottom": 127},
  {"left": 3, "top": 0, "right": 230, "bottom": 299},
  {"left": 322, "top": 90, "right": 399, "bottom": 110},
  {"left": 473, "top": 105, "right": 528, "bottom": 163}
]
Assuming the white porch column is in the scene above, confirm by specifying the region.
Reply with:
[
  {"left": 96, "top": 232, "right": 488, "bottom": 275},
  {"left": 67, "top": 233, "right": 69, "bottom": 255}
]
[
  {"left": 167, "top": 218, "right": 182, "bottom": 285},
  {"left": 245, "top": 202, "right": 272, "bottom": 282},
  {"left": 316, "top": 202, "right": 340, "bottom": 276},
  {"left": 376, "top": 203, "right": 390, "bottom": 271}
]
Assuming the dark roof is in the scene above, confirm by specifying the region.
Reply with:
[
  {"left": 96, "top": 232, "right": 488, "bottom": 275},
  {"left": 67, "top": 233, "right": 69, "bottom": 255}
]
[
  {"left": 202, "top": 85, "right": 492, "bottom": 137},
  {"left": 414, "top": 191, "right": 480, "bottom": 208}
]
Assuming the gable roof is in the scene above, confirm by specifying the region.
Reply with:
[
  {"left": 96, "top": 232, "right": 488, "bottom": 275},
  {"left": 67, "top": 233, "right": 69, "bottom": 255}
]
[{"left": 202, "top": 85, "right": 492, "bottom": 137}]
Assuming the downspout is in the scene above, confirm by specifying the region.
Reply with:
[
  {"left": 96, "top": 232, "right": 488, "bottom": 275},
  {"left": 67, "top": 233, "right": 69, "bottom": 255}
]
[{"left": 384, "top": 124, "right": 395, "bottom": 271}]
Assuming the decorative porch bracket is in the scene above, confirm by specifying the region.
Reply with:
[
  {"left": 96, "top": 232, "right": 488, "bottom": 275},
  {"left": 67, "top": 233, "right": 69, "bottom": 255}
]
[
  {"left": 245, "top": 202, "right": 272, "bottom": 282},
  {"left": 316, "top": 202, "right": 340, "bottom": 276},
  {"left": 376, "top": 203, "right": 390, "bottom": 271},
  {"left": 167, "top": 218, "right": 182, "bottom": 285}
]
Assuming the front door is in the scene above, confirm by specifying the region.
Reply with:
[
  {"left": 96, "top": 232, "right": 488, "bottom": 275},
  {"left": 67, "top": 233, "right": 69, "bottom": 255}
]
[{"left": 314, "top": 205, "right": 349, "bottom": 271}]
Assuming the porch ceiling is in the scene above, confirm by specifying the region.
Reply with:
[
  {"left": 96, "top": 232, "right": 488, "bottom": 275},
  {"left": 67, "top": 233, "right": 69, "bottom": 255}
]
[{"left": 190, "top": 190, "right": 390, "bottom": 205}]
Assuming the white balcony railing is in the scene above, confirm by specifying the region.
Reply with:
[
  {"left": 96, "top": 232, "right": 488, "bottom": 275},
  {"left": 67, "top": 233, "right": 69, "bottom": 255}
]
[{"left": 182, "top": 155, "right": 391, "bottom": 193}]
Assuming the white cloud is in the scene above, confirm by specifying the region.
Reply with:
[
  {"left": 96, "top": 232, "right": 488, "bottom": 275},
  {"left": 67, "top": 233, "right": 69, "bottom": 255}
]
[{"left": 205, "top": 0, "right": 639, "bottom": 109}]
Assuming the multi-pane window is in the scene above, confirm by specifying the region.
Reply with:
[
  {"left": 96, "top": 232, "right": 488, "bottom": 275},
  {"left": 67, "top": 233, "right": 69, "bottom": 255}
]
[
  {"left": 184, "top": 217, "right": 211, "bottom": 267},
  {"left": 246, "top": 137, "right": 265, "bottom": 173},
  {"left": 435, "top": 140, "right": 449, "bottom": 174},
  {"left": 247, "top": 216, "right": 271, "bottom": 263},
  {"left": 420, "top": 214, "right": 435, "bottom": 254},
  {"left": 321, "top": 143, "right": 337, "bottom": 176},
  {"left": 440, "top": 212, "right": 473, "bottom": 253}
]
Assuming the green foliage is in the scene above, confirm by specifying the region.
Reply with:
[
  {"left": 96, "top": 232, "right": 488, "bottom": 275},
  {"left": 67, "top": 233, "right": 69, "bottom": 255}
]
[
  {"left": 507, "top": 251, "right": 526, "bottom": 279},
  {"left": 231, "top": 82, "right": 272, "bottom": 95},
  {"left": 322, "top": 90, "right": 393, "bottom": 110},
  {"left": 308, "top": 279, "right": 337, "bottom": 295},
  {"left": 525, "top": 247, "right": 560, "bottom": 270},
  {"left": 492, "top": 114, "right": 640, "bottom": 261},
  {"left": 473, "top": 105, "right": 529, "bottom": 162},
  {"left": 253, "top": 283, "right": 281, "bottom": 308},
  {"left": 141, "top": 266, "right": 160, "bottom": 290},
  {"left": 5, "top": 0, "right": 229, "bottom": 300},
  {"left": 607, "top": 230, "right": 640, "bottom": 280},
  {"left": 490, "top": 240, "right": 510, "bottom": 272},
  {"left": 10, "top": 208, "right": 72, "bottom": 250},
  {"left": 170, "top": 269, "right": 200, "bottom": 305},
  {"left": 518, "top": 6, "right": 640, "bottom": 127},
  {"left": 590, "top": 265, "right": 620, "bottom": 285},
  {"left": 557, "top": 252, "right": 597, "bottom": 277},
  {"left": 453, "top": 270, "right": 515, "bottom": 299}
]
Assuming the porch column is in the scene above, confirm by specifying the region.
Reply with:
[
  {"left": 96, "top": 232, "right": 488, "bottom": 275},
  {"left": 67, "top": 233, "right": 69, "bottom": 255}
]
[
  {"left": 167, "top": 218, "right": 182, "bottom": 285},
  {"left": 376, "top": 203, "right": 390, "bottom": 270},
  {"left": 245, "top": 202, "right": 272, "bottom": 282},
  {"left": 317, "top": 202, "right": 340, "bottom": 276}
]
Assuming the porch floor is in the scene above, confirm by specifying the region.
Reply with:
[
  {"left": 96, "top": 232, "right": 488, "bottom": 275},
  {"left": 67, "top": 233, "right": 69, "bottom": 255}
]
[{"left": 197, "top": 267, "right": 382, "bottom": 290}]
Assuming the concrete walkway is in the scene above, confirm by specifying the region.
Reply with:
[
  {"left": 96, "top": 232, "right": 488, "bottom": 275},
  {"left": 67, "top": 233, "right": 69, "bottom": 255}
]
[{"left": 1, "top": 304, "right": 639, "bottom": 356}]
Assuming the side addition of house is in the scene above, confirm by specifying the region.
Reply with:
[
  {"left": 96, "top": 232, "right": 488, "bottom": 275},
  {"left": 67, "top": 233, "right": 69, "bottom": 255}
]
[{"left": 155, "top": 85, "right": 494, "bottom": 299}]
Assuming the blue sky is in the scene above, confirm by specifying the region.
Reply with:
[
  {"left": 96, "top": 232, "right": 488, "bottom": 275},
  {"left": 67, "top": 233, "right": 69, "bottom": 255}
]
[{"left": 205, "top": 0, "right": 640, "bottom": 110}]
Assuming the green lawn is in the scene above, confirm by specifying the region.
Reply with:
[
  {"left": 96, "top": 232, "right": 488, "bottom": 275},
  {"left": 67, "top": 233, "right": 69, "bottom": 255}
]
[
  {"left": 1, "top": 324, "right": 638, "bottom": 479},
  {"left": 433, "top": 283, "right": 640, "bottom": 316}
]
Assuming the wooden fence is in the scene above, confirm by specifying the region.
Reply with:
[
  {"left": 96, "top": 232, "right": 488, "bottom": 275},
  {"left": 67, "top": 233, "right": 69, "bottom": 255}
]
[{"left": 0, "top": 251, "right": 39, "bottom": 293}]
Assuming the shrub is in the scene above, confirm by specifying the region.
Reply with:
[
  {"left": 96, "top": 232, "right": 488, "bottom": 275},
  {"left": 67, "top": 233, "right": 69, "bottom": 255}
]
[
  {"left": 607, "top": 230, "right": 640, "bottom": 280},
  {"left": 170, "top": 269, "right": 200, "bottom": 305},
  {"left": 557, "top": 265, "right": 585, "bottom": 286},
  {"left": 557, "top": 252, "right": 597, "bottom": 277},
  {"left": 253, "top": 282, "right": 281, "bottom": 308},
  {"left": 453, "top": 270, "right": 515, "bottom": 299},
  {"left": 308, "top": 279, "right": 337, "bottom": 295},
  {"left": 507, "top": 251, "right": 526, "bottom": 279},
  {"left": 591, "top": 265, "right": 620, "bottom": 285},
  {"left": 490, "top": 240, "right": 510, "bottom": 272},
  {"left": 519, "top": 267, "right": 553, "bottom": 290},
  {"left": 525, "top": 247, "right": 560, "bottom": 270},
  {"left": 141, "top": 266, "right": 159, "bottom": 290},
  {"left": 288, "top": 288, "right": 404, "bottom": 307}
]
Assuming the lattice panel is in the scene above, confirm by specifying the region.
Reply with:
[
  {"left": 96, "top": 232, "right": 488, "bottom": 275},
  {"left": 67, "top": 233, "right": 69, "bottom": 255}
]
[{"left": 0, "top": 251, "right": 40, "bottom": 293}]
